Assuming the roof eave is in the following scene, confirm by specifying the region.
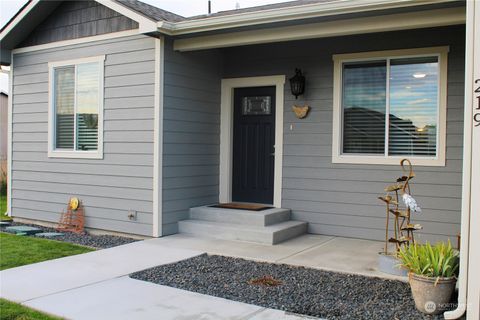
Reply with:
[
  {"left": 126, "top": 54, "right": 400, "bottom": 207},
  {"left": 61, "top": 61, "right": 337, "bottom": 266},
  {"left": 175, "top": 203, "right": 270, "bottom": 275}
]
[{"left": 157, "top": 0, "right": 462, "bottom": 35}]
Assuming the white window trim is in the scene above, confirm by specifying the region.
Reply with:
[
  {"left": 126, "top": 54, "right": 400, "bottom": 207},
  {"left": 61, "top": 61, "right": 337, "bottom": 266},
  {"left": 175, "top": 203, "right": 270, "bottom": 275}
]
[
  {"left": 332, "top": 46, "right": 449, "bottom": 166},
  {"left": 48, "top": 55, "right": 105, "bottom": 159}
]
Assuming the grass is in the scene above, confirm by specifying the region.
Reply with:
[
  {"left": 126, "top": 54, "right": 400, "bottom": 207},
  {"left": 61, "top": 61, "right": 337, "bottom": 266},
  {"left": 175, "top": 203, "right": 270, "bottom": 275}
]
[
  {"left": 0, "top": 230, "right": 93, "bottom": 319},
  {"left": 0, "top": 233, "right": 94, "bottom": 271},
  {"left": 0, "top": 194, "right": 9, "bottom": 220},
  {"left": 0, "top": 299, "right": 62, "bottom": 320}
]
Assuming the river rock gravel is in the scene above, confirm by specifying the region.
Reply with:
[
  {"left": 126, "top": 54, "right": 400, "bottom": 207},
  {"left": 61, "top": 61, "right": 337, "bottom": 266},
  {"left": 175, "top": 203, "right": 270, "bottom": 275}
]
[
  {"left": 0, "top": 221, "right": 138, "bottom": 249},
  {"left": 130, "top": 254, "right": 455, "bottom": 320}
]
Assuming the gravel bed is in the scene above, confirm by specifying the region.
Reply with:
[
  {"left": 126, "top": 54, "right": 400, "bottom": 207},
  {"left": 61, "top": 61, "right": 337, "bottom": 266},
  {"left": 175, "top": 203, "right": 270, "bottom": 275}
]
[
  {"left": 130, "top": 254, "right": 456, "bottom": 320},
  {"left": 0, "top": 221, "right": 138, "bottom": 249}
]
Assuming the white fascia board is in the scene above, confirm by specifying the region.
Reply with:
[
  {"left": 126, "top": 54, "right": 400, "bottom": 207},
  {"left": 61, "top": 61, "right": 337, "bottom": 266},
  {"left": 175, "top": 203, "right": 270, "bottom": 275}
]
[
  {"left": 162, "top": 0, "right": 460, "bottom": 35},
  {"left": 0, "top": 0, "right": 41, "bottom": 43},
  {"left": 0, "top": 0, "right": 155, "bottom": 48},
  {"left": 96, "top": 0, "right": 157, "bottom": 33},
  {"left": 174, "top": 7, "right": 465, "bottom": 51}
]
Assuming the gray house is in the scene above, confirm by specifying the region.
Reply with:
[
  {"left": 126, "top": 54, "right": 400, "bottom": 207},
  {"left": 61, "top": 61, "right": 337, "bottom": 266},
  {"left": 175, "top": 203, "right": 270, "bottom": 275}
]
[
  {"left": 0, "top": 91, "right": 7, "bottom": 176},
  {"left": 0, "top": 0, "right": 469, "bottom": 245}
]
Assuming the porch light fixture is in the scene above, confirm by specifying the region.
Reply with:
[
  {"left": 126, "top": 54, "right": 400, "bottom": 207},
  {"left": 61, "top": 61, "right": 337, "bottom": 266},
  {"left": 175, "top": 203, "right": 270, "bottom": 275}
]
[{"left": 289, "top": 68, "right": 305, "bottom": 99}]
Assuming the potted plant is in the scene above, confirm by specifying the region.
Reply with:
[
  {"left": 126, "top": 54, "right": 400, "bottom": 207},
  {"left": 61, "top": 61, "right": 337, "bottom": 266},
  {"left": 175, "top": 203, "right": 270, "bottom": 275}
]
[{"left": 398, "top": 241, "right": 459, "bottom": 315}]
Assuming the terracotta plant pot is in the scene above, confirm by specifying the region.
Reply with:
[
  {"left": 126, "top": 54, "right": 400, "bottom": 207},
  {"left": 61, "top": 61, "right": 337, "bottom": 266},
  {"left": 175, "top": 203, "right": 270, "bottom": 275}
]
[{"left": 409, "top": 273, "right": 456, "bottom": 315}]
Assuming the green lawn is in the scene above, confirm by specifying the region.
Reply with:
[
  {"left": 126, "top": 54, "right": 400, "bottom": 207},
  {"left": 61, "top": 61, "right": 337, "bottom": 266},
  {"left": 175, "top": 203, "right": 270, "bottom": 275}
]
[
  {"left": 0, "top": 194, "right": 9, "bottom": 220},
  {"left": 0, "top": 232, "right": 94, "bottom": 319},
  {"left": 0, "top": 299, "right": 62, "bottom": 320},
  {"left": 0, "top": 233, "right": 94, "bottom": 270}
]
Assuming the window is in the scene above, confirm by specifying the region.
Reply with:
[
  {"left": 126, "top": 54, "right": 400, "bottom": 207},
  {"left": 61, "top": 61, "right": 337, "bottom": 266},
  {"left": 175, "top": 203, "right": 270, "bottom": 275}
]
[
  {"left": 332, "top": 47, "right": 448, "bottom": 166},
  {"left": 48, "top": 56, "right": 105, "bottom": 158}
]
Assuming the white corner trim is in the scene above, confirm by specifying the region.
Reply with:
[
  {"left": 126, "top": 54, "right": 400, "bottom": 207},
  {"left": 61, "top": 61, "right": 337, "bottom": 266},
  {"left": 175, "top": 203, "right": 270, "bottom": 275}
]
[
  {"left": 6, "top": 52, "right": 13, "bottom": 216},
  {"left": 445, "top": 1, "right": 480, "bottom": 319},
  {"left": 95, "top": 0, "right": 157, "bottom": 33},
  {"left": 153, "top": 37, "right": 164, "bottom": 238},
  {"left": 174, "top": 7, "right": 465, "bottom": 51},
  {"left": 331, "top": 46, "right": 449, "bottom": 167},
  {"left": 220, "top": 75, "right": 285, "bottom": 208},
  {"left": 47, "top": 55, "right": 105, "bottom": 160},
  {"left": 12, "top": 30, "right": 140, "bottom": 54}
]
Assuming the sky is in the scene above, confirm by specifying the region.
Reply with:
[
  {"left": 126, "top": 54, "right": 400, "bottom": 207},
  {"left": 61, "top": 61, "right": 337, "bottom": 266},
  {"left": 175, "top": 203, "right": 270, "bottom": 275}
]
[{"left": 0, "top": 0, "right": 293, "bottom": 92}]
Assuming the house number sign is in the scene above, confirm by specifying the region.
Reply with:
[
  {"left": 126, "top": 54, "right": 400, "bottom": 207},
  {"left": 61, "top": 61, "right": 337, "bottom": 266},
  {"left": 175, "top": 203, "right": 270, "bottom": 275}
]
[{"left": 475, "top": 79, "right": 480, "bottom": 127}]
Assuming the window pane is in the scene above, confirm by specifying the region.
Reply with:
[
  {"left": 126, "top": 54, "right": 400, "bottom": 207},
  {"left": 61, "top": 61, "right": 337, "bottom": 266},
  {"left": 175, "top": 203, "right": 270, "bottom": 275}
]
[
  {"left": 76, "top": 62, "right": 99, "bottom": 150},
  {"left": 342, "top": 61, "right": 386, "bottom": 154},
  {"left": 242, "top": 96, "right": 271, "bottom": 115},
  {"left": 54, "top": 67, "right": 75, "bottom": 149},
  {"left": 389, "top": 57, "right": 438, "bottom": 156}
]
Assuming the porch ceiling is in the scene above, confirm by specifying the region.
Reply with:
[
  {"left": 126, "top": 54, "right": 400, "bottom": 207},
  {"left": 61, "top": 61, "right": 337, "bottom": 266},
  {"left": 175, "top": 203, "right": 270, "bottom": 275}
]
[{"left": 174, "top": 6, "right": 466, "bottom": 51}]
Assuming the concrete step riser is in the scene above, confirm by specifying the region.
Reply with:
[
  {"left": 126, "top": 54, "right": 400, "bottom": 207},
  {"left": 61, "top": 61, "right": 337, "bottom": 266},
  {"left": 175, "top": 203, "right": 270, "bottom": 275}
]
[
  {"left": 189, "top": 207, "right": 291, "bottom": 226},
  {"left": 178, "top": 220, "right": 308, "bottom": 245}
]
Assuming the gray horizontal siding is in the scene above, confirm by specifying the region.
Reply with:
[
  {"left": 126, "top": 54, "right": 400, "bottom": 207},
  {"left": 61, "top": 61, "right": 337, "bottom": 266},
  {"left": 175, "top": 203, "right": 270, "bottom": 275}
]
[
  {"left": 11, "top": 34, "right": 156, "bottom": 236},
  {"left": 20, "top": 1, "right": 138, "bottom": 47},
  {"left": 223, "top": 25, "right": 465, "bottom": 243},
  {"left": 162, "top": 39, "right": 222, "bottom": 235}
]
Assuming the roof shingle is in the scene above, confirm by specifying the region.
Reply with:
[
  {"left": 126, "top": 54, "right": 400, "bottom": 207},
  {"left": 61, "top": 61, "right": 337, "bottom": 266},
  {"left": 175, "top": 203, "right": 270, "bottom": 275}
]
[{"left": 115, "top": 0, "right": 186, "bottom": 22}]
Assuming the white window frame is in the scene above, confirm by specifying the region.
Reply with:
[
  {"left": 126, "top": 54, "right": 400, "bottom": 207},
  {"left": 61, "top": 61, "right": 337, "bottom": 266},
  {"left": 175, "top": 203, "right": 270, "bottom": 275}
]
[
  {"left": 48, "top": 55, "right": 105, "bottom": 159},
  {"left": 332, "top": 46, "right": 449, "bottom": 166}
]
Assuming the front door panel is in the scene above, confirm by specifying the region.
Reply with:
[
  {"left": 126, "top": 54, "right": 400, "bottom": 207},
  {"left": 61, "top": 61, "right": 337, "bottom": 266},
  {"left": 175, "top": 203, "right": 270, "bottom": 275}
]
[{"left": 232, "top": 86, "right": 276, "bottom": 204}]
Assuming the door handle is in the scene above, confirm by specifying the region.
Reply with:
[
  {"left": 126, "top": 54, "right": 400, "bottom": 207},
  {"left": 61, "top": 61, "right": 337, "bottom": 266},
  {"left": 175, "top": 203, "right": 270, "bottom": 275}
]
[{"left": 270, "top": 152, "right": 275, "bottom": 157}]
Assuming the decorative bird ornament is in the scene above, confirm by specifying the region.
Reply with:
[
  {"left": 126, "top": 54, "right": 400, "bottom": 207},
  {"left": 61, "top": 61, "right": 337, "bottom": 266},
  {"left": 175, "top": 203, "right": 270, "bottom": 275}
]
[
  {"left": 402, "top": 193, "right": 422, "bottom": 213},
  {"left": 292, "top": 104, "right": 310, "bottom": 119}
]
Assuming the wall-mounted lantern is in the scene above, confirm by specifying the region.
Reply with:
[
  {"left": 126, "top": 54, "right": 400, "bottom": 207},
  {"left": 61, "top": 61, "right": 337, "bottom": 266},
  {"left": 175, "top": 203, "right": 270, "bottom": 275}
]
[{"left": 289, "top": 68, "right": 305, "bottom": 99}]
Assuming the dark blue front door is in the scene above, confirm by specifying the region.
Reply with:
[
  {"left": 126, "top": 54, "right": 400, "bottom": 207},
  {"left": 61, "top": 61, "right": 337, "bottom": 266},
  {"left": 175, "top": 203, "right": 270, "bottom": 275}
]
[{"left": 232, "top": 86, "right": 276, "bottom": 204}]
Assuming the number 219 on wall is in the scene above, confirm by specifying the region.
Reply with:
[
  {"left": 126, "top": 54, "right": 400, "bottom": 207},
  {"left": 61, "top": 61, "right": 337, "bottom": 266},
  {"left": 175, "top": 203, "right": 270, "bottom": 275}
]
[{"left": 475, "top": 79, "right": 480, "bottom": 127}]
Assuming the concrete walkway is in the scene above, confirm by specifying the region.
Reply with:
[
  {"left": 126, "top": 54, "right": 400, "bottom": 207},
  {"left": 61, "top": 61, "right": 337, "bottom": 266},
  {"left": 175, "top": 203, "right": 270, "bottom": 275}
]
[
  {"left": 0, "top": 237, "right": 318, "bottom": 320},
  {"left": 152, "top": 233, "right": 406, "bottom": 281},
  {"left": 0, "top": 234, "right": 404, "bottom": 319}
]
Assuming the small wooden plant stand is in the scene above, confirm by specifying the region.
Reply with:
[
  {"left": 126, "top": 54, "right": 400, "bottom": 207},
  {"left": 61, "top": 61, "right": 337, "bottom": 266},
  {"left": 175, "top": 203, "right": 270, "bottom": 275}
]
[
  {"left": 378, "top": 159, "right": 422, "bottom": 255},
  {"left": 57, "top": 198, "right": 85, "bottom": 234}
]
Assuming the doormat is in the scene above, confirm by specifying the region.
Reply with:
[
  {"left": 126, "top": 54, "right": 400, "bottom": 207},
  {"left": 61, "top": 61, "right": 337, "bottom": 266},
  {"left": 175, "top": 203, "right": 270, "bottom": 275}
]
[{"left": 211, "top": 203, "right": 273, "bottom": 211}]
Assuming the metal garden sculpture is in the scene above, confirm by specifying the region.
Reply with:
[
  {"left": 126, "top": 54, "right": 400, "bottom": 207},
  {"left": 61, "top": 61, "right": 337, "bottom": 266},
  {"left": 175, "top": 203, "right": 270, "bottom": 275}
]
[{"left": 378, "top": 159, "right": 422, "bottom": 255}]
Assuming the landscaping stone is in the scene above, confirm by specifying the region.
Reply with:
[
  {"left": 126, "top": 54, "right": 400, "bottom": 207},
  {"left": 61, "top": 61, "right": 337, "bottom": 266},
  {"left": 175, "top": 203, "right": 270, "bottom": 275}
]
[
  {"left": 6, "top": 226, "right": 43, "bottom": 235},
  {"left": 1, "top": 222, "right": 138, "bottom": 249},
  {"left": 0, "top": 221, "right": 12, "bottom": 226},
  {"left": 35, "top": 232, "right": 65, "bottom": 238},
  {"left": 131, "top": 254, "right": 456, "bottom": 320}
]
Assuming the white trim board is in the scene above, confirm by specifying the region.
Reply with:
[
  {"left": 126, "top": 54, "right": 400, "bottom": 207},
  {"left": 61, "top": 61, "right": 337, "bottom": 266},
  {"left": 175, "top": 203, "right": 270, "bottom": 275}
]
[
  {"left": 174, "top": 7, "right": 465, "bottom": 51},
  {"left": 6, "top": 52, "right": 13, "bottom": 216},
  {"left": 95, "top": 0, "right": 157, "bottom": 34},
  {"left": 12, "top": 30, "right": 140, "bottom": 54},
  {"left": 0, "top": 0, "right": 155, "bottom": 46},
  {"left": 220, "top": 76, "right": 285, "bottom": 208},
  {"left": 47, "top": 55, "right": 106, "bottom": 160},
  {"left": 152, "top": 36, "right": 165, "bottom": 238},
  {"left": 165, "top": 0, "right": 459, "bottom": 35}
]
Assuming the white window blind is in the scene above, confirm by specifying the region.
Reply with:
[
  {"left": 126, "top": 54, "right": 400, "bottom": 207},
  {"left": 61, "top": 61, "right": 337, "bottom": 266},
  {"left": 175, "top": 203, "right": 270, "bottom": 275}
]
[
  {"left": 341, "top": 56, "right": 439, "bottom": 157},
  {"left": 53, "top": 62, "right": 100, "bottom": 151}
]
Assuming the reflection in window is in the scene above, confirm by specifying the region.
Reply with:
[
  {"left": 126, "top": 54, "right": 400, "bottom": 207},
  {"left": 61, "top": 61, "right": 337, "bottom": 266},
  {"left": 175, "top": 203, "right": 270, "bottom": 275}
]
[
  {"left": 342, "top": 62, "right": 386, "bottom": 154},
  {"left": 53, "top": 62, "right": 100, "bottom": 151},
  {"left": 341, "top": 56, "right": 439, "bottom": 157},
  {"left": 389, "top": 57, "right": 438, "bottom": 156}
]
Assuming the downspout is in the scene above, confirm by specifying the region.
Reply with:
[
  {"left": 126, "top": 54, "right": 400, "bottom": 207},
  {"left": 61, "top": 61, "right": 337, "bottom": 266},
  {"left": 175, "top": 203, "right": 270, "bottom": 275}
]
[{"left": 444, "top": 1, "right": 475, "bottom": 318}]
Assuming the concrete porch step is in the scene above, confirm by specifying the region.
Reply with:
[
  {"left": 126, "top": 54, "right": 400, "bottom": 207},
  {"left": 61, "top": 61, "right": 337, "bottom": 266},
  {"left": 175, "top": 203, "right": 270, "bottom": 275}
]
[
  {"left": 178, "top": 219, "right": 307, "bottom": 245},
  {"left": 189, "top": 205, "right": 291, "bottom": 226}
]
